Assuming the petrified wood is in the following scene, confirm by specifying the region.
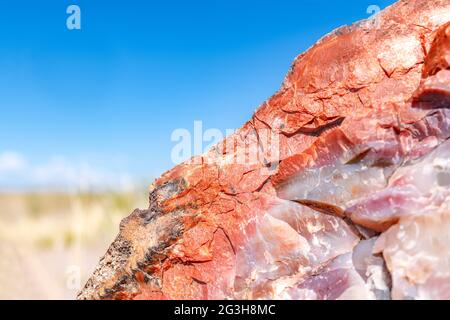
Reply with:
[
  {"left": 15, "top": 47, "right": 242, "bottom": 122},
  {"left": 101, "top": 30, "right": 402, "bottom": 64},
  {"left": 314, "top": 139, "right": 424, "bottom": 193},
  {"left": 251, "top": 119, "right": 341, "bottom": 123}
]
[{"left": 79, "top": 0, "right": 450, "bottom": 300}]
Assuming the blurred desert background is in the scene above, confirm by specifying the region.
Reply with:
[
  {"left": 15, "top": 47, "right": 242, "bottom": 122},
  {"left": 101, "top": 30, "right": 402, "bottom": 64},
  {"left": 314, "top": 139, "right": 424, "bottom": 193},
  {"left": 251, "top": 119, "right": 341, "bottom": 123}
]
[{"left": 0, "top": 190, "right": 147, "bottom": 299}]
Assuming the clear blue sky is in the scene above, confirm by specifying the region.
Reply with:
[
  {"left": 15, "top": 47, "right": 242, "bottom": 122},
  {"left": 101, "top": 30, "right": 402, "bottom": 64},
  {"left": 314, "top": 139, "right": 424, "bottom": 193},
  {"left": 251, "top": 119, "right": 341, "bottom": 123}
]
[{"left": 0, "top": 0, "right": 396, "bottom": 191}]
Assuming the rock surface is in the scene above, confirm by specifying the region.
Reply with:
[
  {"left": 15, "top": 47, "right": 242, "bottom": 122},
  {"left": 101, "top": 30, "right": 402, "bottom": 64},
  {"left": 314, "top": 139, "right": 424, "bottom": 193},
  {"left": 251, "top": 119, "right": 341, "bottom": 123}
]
[{"left": 78, "top": 0, "right": 450, "bottom": 300}]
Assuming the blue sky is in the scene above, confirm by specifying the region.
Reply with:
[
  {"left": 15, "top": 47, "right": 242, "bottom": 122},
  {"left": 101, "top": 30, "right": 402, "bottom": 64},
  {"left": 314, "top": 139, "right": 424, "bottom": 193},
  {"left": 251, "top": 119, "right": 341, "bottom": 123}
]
[{"left": 0, "top": 0, "right": 396, "bottom": 191}]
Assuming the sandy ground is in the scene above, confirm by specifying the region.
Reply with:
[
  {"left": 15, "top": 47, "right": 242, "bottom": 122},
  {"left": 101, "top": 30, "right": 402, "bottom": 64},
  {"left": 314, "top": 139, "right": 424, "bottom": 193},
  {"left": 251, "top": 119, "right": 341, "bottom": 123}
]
[{"left": 0, "top": 192, "right": 147, "bottom": 299}]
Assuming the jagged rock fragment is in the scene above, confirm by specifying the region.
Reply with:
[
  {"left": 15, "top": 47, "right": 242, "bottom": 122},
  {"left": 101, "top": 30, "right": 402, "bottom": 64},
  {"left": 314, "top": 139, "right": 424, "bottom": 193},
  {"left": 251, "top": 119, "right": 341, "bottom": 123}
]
[{"left": 79, "top": 0, "right": 450, "bottom": 300}]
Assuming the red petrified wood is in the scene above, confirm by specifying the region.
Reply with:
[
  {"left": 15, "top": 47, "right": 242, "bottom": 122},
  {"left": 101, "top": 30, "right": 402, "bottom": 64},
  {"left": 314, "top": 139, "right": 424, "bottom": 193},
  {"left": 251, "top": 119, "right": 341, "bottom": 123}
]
[{"left": 79, "top": 0, "right": 450, "bottom": 300}]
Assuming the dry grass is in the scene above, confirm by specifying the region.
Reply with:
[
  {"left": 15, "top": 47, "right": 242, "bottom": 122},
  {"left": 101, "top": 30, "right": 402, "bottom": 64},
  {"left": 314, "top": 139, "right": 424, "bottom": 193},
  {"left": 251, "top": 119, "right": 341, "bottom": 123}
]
[{"left": 0, "top": 191, "right": 147, "bottom": 299}]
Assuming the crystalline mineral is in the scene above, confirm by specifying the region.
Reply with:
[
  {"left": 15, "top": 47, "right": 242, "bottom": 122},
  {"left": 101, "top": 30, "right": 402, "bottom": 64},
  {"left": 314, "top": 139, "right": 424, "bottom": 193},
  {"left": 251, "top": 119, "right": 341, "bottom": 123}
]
[{"left": 78, "top": 0, "right": 450, "bottom": 300}]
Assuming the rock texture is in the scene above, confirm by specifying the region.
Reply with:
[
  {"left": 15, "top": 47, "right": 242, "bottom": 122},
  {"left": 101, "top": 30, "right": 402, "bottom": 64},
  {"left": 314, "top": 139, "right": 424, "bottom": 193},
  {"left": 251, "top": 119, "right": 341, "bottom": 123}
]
[{"left": 79, "top": 0, "right": 450, "bottom": 300}]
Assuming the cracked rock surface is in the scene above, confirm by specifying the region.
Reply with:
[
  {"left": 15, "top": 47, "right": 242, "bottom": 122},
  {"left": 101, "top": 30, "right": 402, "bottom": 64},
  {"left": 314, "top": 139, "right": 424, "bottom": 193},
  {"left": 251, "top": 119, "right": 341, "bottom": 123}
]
[{"left": 78, "top": 0, "right": 450, "bottom": 300}]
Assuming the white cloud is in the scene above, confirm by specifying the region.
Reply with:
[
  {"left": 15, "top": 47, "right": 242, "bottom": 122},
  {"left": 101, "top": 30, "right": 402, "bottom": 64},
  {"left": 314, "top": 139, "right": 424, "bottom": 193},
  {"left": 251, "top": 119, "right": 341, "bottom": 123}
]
[
  {"left": 0, "top": 151, "right": 27, "bottom": 172},
  {"left": 0, "top": 151, "right": 141, "bottom": 192}
]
